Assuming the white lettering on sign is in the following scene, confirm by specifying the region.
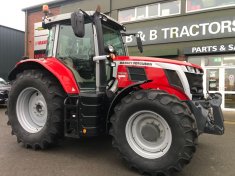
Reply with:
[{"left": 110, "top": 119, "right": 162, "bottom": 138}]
[
  {"left": 208, "top": 22, "right": 221, "bottom": 34},
  {"left": 138, "top": 31, "right": 146, "bottom": 41},
  {"left": 150, "top": 30, "right": 158, "bottom": 40},
  {"left": 125, "top": 19, "right": 235, "bottom": 45},
  {"left": 170, "top": 27, "right": 179, "bottom": 38},
  {"left": 221, "top": 21, "right": 232, "bottom": 33},
  {"left": 180, "top": 26, "right": 190, "bottom": 37},
  {"left": 199, "top": 23, "right": 210, "bottom": 35},
  {"left": 188, "top": 44, "right": 235, "bottom": 54},
  {"left": 189, "top": 25, "right": 199, "bottom": 36},
  {"left": 162, "top": 28, "right": 170, "bottom": 39},
  {"left": 125, "top": 35, "right": 133, "bottom": 43},
  {"left": 192, "top": 46, "right": 218, "bottom": 53},
  {"left": 232, "top": 20, "right": 235, "bottom": 32},
  {"left": 228, "top": 44, "right": 235, "bottom": 51}
]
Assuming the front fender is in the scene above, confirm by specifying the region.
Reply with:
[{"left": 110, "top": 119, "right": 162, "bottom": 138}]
[
  {"left": 106, "top": 80, "right": 152, "bottom": 130},
  {"left": 8, "top": 58, "right": 79, "bottom": 94}
]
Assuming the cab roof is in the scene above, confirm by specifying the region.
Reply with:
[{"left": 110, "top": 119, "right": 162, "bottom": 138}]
[{"left": 44, "top": 11, "right": 126, "bottom": 31}]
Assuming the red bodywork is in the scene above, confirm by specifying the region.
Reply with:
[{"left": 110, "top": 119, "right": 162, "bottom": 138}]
[
  {"left": 11, "top": 56, "right": 202, "bottom": 100},
  {"left": 114, "top": 56, "right": 202, "bottom": 100},
  {"left": 13, "top": 58, "right": 80, "bottom": 94}
]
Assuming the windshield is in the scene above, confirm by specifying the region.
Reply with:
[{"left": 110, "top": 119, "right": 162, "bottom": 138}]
[
  {"left": 102, "top": 25, "right": 126, "bottom": 56},
  {"left": 56, "top": 23, "right": 95, "bottom": 59}
]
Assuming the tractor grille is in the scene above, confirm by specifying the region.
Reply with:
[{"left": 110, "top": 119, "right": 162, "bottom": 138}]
[
  {"left": 127, "top": 67, "right": 147, "bottom": 81},
  {"left": 185, "top": 72, "right": 204, "bottom": 100}
]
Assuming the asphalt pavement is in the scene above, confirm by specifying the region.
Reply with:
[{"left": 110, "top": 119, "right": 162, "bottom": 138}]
[{"left": 0, "top": 105, "right": 234, "bottom": 176}]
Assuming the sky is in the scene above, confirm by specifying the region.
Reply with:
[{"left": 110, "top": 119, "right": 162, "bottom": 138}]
[{"left": 0, "top": 0, "right": 54, "bottom": 31}]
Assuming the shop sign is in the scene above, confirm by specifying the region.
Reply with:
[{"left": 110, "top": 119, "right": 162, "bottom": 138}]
[
  {"left": 34, "top": 22, "right": 49, "bottom": 58},
  {"left": 124, "top": 17, "right": 235, "bottom": 46},
  {"left": 184, "top": 44, "right": 235, "bottom": 55},
  {"left": 34, "top": 36, "right": 48, "bottom": 51}
]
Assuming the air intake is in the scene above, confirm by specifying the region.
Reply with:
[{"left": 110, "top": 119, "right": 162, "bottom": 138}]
[{"left": 127, "top": 67, "right": 147, "bottom": 81}]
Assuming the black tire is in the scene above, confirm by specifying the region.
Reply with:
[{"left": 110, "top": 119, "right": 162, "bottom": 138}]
[
  {"left": 8, "top": 69, "right": 65, "bottom": 149},
  {"left": 110, "top": 90, "right": 197, "bottom": 176}
]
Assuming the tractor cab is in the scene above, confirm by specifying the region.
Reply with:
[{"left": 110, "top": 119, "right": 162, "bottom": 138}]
[
  {"left": 40, "top": 7, "right": 137, "bottom": 137},
  {"left": 43, "top": 8, "right": 140, "bottom": 91}
]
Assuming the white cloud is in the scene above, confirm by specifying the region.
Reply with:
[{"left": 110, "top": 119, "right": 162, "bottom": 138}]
[{"left": 0, "top": 0, "right": 54, "bottom": 31}]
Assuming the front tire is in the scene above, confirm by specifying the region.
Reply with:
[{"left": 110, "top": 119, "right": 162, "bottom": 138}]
[
  {"left": 8, "top": 69, "right": 65, "bottom": 149},
  {"left": 110, "top": 90, "right": 197, "bottom": 176}
]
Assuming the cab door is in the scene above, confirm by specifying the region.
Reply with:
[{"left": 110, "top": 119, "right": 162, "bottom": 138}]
[{"left": 56, "top": 23, "right": 96, "bottom": 90}]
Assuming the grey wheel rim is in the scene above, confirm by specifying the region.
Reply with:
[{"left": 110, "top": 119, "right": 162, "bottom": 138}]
[
  {"left": 16, "top": 87, "right": 48, "bottom": 133},
  {"left": 125, "top": 110, "right": 172, "bottom": 159}
]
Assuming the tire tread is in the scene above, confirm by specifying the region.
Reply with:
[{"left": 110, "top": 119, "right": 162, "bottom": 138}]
[
  {"left": 109, "top": 90, "right": 197, "bottom": 176},
  {"left": 8, "top": 69, "right": 65, "bottom": 150}
]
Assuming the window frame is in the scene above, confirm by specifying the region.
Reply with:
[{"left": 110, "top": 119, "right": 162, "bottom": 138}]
[
  {"left": 160, "top": 0, "right": 181, "bottom": 17},
  {"left": 147, "top": 3, "right": 160, "bottom": 18},
  {"left": 135, "top": 5, "right": 148, "bottom": 20},
  {"left": 186, "top": 0, "right": 235, "bottom": 13},
  {"left": 118, "top": 0, "right": 181, "bottom": 24},
  {"left": 55, "top": 23, "right": 97, "bottom": 89},
  {"left": 45, "top": 26, "right": 56, "bottom": 58},
  {"left": 102, "top": 24, "right": 127, "bottom": 56},
  {"left": 56, "top": 23, "right": 95, "bottom": 59}
]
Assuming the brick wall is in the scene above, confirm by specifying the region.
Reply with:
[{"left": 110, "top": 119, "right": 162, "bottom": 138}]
[{"left": 26, "top": 7, "right": 60, "bottom": 58}]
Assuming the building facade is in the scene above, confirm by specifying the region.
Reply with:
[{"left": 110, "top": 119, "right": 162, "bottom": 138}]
[
  {"left": 0, "top": 25, "right": 24, "bottom": 80},
  {"left": 23, "top": 0, "right": 235, "bottom": 110}
]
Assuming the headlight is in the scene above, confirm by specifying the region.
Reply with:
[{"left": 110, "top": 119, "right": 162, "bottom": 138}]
[{"left": 186, "top": 66, "right": 196, "bottom": 73}]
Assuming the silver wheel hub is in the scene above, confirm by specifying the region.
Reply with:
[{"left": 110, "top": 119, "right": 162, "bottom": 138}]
[
  {"left": 125, "top": 110, "right": 172, "bottom": 159},
  {"left": 16, "top": 87, "right": 48, "bottom": 133}
]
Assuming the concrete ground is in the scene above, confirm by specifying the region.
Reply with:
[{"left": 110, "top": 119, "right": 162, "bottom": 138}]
[
  {"left": 0, "top": 105, "right": 234, "bottom": 176},
  {"left": 223, "top": 111, "right": 235, "bottom": 122}
]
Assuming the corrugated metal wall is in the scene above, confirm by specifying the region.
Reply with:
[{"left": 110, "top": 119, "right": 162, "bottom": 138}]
[{"left": 0, "top": 25, "right": 24, "bottom": 80}]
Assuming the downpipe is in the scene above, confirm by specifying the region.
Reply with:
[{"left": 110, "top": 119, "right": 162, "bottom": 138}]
[{"left": 186, "top": 93, "right": 224, "bottom": 135}]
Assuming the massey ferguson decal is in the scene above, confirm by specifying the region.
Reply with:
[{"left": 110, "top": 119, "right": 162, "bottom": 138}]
[
  {"left": 119, "top": 61, "right": 153, "bottom": 66},
  {"left": 117, "top": 61, "right": 161, "bottom": 68}
]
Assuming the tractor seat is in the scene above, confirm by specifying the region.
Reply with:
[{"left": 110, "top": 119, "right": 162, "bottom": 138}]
[{"left": 63, "top": 58, "right": 85, "bottom": 83}]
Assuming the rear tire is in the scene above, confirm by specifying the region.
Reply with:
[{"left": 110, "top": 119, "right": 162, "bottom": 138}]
[
  {"left": 110, "top": 90, "right": 197, "bottom": 176},
  {"left": 8, "top": 69, "right": 65, "bottom": 149}
]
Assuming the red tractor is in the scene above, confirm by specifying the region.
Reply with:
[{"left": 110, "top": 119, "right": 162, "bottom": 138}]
[{"left": 7, "top": 6, "right": 224, "bottom": 176}]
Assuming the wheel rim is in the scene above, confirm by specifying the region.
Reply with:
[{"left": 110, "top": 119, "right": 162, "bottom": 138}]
[
  {"left": 125, "top": 110, "right": 172, "bottom": 159},
  {"left": 16, "top": 87, "right": 48, "bottom": 133}
]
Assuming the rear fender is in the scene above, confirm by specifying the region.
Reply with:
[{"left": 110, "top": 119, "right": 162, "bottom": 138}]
[{"left": 8, "top": 58, "right": 79, "bottom": 94}]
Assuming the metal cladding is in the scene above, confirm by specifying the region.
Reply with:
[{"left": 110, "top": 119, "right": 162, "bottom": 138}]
[{"left": 0, "top": 26, "right": 24, "bottom": 80}]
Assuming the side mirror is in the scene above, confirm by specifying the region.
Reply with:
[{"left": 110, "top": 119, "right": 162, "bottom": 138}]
[
  {"left": 71, "top": 11, "right": 85, "bottom": 38},
  {"left": 136, "top": 35, "right": 143, "bottom": 53}
]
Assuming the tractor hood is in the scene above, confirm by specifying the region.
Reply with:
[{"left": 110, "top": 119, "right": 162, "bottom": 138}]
[{"left": 114, "top": 56, "right": 202, "bottom": 70}]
